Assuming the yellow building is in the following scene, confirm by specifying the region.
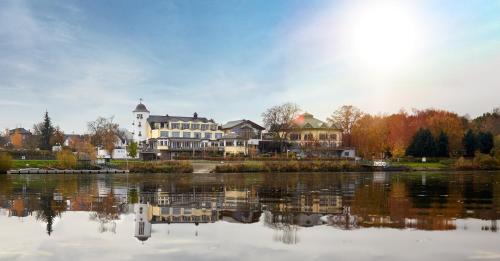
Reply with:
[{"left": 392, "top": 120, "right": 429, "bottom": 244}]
[{"left": 287, "top": 112, "right": 342, "bottom": 147}]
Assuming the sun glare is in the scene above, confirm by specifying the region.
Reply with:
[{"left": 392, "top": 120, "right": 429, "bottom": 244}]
[{"left": 345, "top": 3, "right": 424, "bottom": 70}]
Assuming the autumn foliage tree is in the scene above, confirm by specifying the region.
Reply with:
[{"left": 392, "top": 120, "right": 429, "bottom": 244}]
[
  {"left": 87, "top": 117, "right": 121, "bottom": 158},
  {"left": 328, "top": 105, "right": 363, "bottom": 147},
  {"left": 351, "top": 115, "right": 388, "bottom": 158}
]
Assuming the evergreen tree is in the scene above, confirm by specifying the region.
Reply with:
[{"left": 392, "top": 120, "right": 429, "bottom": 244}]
[
  {"left": 477, "top": 131, "right": 494, "bottom": 154},
  {"left": 463, "top": 129, "right": 476, "bottom": 157},
  {"left": 436, "top": 131, "right": 450, "bottom": 157},
  {"left": 406, "top": 128, "right": 437, "bottom": 157},
  {"left": 40, "top": 111, "right": 54, "bottom": 150}
]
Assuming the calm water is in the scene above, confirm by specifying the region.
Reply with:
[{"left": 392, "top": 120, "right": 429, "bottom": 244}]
[{"left": 0, "top": 171, "right": 499, "bottom": 261}]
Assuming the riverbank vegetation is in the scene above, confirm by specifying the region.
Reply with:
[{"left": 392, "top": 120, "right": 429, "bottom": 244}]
[
  {"left": 117, "top": 161, "right": 193, "bottom": 173},
  {"left": 214, "top": 160, "right": 365, "bottom": 173}
]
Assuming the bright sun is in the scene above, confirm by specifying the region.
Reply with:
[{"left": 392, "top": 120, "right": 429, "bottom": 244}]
[{"left": 345, "top": 3, "right": 424, "bottom": 70}]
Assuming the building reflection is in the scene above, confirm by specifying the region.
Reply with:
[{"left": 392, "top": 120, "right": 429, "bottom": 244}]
[{"left": 0, "top": 172, "right": 499, "bottom": 243}]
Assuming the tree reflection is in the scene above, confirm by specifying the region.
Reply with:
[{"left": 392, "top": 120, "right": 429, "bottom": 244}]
[{"left": 35, "top": 193, "right": 65, "bottom": 236}]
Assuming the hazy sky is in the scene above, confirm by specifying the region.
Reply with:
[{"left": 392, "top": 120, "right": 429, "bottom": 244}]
[{"left": 1, "top": 0, "right": 499, "bottom": 133}]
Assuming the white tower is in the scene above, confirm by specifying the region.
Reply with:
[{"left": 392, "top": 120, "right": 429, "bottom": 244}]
[
  {"left": 134, "top": 203, "right": 152, "bottom": 242},
  {"left": 132, "top": 99, "right": 150, "bottom": 143}
]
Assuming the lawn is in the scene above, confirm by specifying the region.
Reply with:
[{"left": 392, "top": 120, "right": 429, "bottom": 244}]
[
  {"left": 12, "top": 160, "right": 57, "bottom": 169},
  {"left": 393, "top": 161, "right": 449, "bottom": 169}
]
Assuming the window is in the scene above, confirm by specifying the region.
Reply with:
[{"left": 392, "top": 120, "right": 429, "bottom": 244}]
[
  {"left": 183, "top": 132, "right": 191, "bottom": 138},
  {"left": 304, "top": 133, "right": 313, "bottom": 141},
  {"left": 319, "top": 133, "right": 327, "bottom": 140},
  {"left": 210, "top": 124, "right": 217, "bottom": 131},
  {"left": 138, "top": 131, "right": 142, "bottom": 137},
  {"left": 194, "top": 132, "right": 201, "bottom": 139},
  {"left": 215, "top": 133, "right": 223, "bottom": 139},
  {"left": 160, "top": 122, "right": 165, "bottom": 128},
  {"left": 139, "top": 207, "right": 143, "bottom": 214},
  {"left": 154, "top": 123, "right": 161, "bottom": 129},
  {"left": 182, "top": 123, "right": 190, "bottom": 130},
  {"left": 226, "top": 141, "right": 234, "bottom": 146},
  {"left": 172, "top": 131, "right": 180, "bottom": 138},
  {"left": 201, "top": 124, "right": 208, "bottom": 130},
  {"left": 138, "top": 122, "right": 142, "bottom": 127},
  {"left": 171, "top": 123, "right": 180, "bottom": 129},
  {"left": 191, "top": 124, "right": 200, "bottom": 130},
  {"left": 160, "top": 131, "right": 168, "bottom": 137},
  {"left": 330, "top": 134, "right": 338, "bottom": 140},
  {"left": 138, "top": 222, "right": 145, "bottom": 235},
  {"left": 137, "top": 114, "right": 143, "bottom": 119},
  {"left": 204, "top": 133, "right": 212, "bottom": 139},
  {"left": 290, "top": 133, "right": 301, "bottom": 141}
]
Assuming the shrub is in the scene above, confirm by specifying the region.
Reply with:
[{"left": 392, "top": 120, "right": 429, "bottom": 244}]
[
  {"left": 56, "top": 150, "right": 77, "bottom": 169},
  {"left": 454, "top": 157, "right": 475, "bottom": 170},
  {"left": 0, "top": 152, "right": 13, "bottom": 173},
  {"left": 473, "top": 152, "right": 499, "bottom": 170}
]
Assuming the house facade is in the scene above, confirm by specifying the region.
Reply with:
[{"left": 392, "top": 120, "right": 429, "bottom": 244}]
[
  {"left": 285, "top": 113, "right": 355, "bottom": 158},
  {"left": 132, "top": 101, "right": 225, "bottom": 159},
  {"left": 220, "top": 120, "right": 265, "bottom": 156},
  {"left": 287, "top": 113, "right": 342, "bottom": 147}
]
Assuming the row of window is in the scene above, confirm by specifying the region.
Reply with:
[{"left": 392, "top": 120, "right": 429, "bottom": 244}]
[
  {"left": 159, "top": 131, "right": 222, "bottom": 139},
  {"left": 289, "top": 133, "right": 338, "bottom": 141},
  {"left": 153, "top": 122, "right": 217, "bottom": 131},
  {"left": 156, "top": 140, "right": 244, "bottom": 148}
]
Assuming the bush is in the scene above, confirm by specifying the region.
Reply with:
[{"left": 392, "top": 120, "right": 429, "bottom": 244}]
[
  {"left": 56, "top": 150, "right": 77, "bottom": 169},
  {"left": 454, "top": 157, "right": 475, "bottom": 170},
  {"left": 0, "top": 152, "right": 13, "bottom": 173},
  {"left": 473, "top": 152, "right": 499, "bottom": 170}
]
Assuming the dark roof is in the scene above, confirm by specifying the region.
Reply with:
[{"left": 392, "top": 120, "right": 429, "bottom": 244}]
[
  {"left": 135, "top": 236, "right": 150, "bottom": 242},
  {"left": 9, "top": 128, "right": 31, "bottom": 135},
  {"left": 133, "top": 103, "right": 150, "bottom": 113},
  {"left": 147, "top": 115, "right": 215, "bottom": 124},
  {"left": 221, "top": 119, "right": 265, "bottom": 130}
]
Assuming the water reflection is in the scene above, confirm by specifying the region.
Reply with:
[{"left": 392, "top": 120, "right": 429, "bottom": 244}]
[{"left": 1, "top": 172, "right": 499, "bottom": 246}]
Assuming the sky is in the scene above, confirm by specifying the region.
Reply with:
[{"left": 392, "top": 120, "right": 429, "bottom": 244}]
[{"left": 0, "top": 0, "right": 499, "bottom": 133}]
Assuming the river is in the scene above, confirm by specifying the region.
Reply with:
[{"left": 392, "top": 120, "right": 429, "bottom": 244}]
[{"left": 0, "top": 171, "right": 499, "bottom": 260}]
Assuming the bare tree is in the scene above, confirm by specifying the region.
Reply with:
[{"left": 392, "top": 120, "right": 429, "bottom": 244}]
[
  {"left": 328, "top": 105, "right": 363, "bottom": 147},
  {"left": 262, "top": 103, "right": 300, "bottom": 148},
  {"left": 87, "top": 117, "right": 120, "bottom": 158}
]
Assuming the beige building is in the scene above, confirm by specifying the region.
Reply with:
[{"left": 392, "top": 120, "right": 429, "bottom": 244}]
[{"left": 287, "top": 112, "right": 342, "bottom": 147}]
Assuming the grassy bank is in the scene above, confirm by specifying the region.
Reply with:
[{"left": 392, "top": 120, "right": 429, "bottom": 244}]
[
  {"left": 115, "top": 161, "right": 193, "bottom": 173},
  {"left": 214, "top": 160, "right": 365, "bottom": 173},
  {"left": 12, "top": 160, "right": 57, "bottom": 169}
]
